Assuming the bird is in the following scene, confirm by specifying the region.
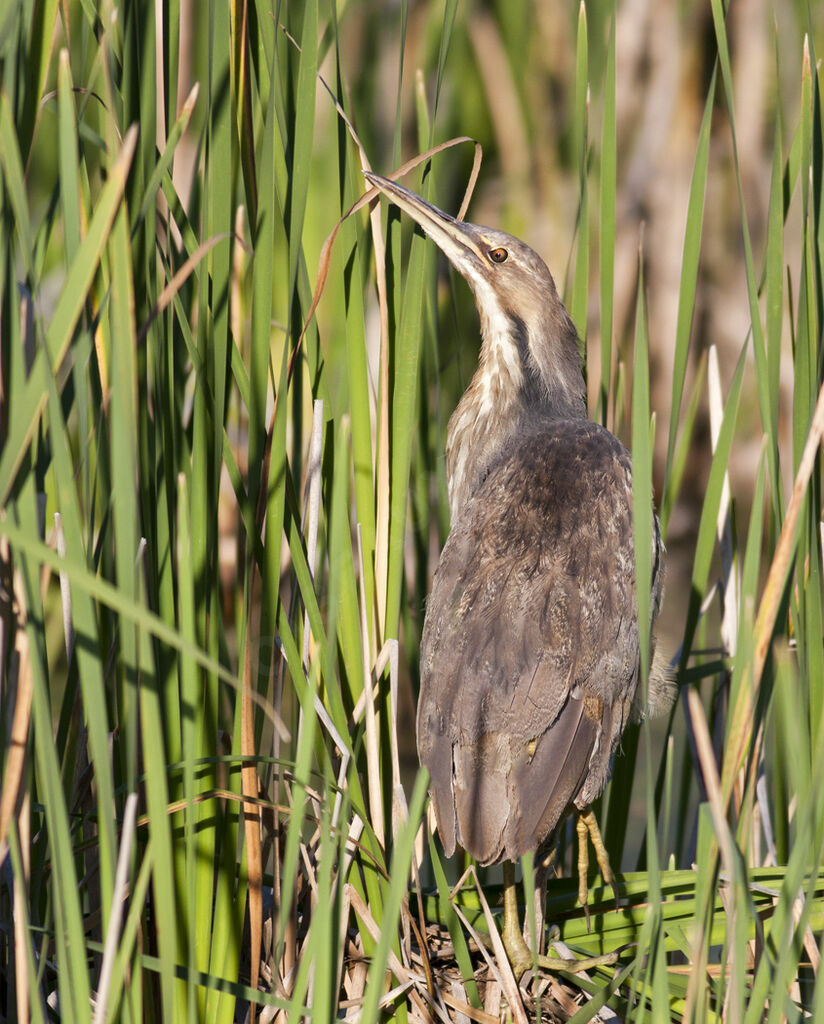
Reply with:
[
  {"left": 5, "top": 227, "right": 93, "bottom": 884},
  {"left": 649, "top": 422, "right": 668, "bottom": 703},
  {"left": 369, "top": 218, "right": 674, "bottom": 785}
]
[{"left": 364, "top": 170, "right": 674, "bottom": 979}]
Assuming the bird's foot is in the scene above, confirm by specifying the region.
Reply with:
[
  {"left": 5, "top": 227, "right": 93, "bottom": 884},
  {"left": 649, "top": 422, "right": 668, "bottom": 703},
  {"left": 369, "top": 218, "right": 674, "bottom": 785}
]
[
  {"left": 500, "top": 914, "right": 619, "bottom": 982},
  {"left": 576, "top": 807, "right": 620, "bottom": 930}
]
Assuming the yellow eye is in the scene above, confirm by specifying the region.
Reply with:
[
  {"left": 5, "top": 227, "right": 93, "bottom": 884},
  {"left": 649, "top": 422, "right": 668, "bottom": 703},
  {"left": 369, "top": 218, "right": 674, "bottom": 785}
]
[{"left": 488, "top": 247, "right": 509, "bottom": 264}]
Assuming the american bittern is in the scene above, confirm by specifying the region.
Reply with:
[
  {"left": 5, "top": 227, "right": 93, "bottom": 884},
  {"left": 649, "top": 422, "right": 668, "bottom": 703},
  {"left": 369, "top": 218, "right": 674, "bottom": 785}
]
[{"left": 365, "top": 171, "right": 673, "bottom": 979}]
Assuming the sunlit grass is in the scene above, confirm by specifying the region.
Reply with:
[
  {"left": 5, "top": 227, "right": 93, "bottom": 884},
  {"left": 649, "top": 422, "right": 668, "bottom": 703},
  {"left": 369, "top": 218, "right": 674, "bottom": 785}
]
[{"left": 0, "top": 1, "right": 823, "bottom": 1021}]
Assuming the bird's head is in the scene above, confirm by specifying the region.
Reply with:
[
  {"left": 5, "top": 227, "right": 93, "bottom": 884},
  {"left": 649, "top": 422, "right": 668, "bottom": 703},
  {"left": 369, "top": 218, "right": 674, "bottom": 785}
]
[{"left": 364, "top": 172, "right": 586, "bottom": 419}]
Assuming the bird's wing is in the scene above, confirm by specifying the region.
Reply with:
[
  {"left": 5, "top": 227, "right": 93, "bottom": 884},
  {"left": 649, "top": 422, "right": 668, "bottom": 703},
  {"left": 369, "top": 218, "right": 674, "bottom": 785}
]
[{"left": 418, "top": 419, "right": 656, "bottom": 864}]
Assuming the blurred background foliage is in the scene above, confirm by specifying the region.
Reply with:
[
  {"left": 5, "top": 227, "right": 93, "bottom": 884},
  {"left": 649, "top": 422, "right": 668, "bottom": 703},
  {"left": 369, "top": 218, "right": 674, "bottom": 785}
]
[{"left": 2, "top": 0, "right": 824, "bottom": 1021}]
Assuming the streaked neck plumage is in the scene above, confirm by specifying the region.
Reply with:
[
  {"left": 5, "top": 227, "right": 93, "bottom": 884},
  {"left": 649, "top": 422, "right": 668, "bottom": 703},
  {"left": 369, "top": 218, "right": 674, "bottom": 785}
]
[{"left": 445, "top": 281, "right": 587, "bottom": 522}]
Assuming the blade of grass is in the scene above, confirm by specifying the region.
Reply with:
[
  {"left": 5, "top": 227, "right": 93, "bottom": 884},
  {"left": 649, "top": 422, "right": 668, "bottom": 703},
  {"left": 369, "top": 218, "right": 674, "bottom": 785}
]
[
  {"left": 0, "top": 89, "right": 35, "bottom": 282},
  {"left": 709, "top": 0, "right": 783, "bottom": 511},
  {"left": 597, "top": 5, "right": 616, "bottom": 426},
  {"left": 357, "top": 770, "right": 429, "bottom": 1024},
  {"left": 13, "top": 486, "right": 92, "bottom": 1022},
  {"left": 680, "top": 343, "right": 747, "bottom": 670},
  {"left": 663, "top": 66, "right": 716, "bottom": 503},
  {"left": 569, "top": 0, "right": 589, "bottom": 344},
  {"left": 0, "top": 126, "right": 138, "bottom": 505},
  {"left": 18, "top": 0, "right": 59, "bottom": 164}
]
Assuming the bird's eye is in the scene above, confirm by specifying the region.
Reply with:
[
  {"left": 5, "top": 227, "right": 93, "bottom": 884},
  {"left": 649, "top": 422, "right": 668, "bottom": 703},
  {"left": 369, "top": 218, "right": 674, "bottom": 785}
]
[{"left": 488, "top": 247, "right": 509, "bottom": 264}]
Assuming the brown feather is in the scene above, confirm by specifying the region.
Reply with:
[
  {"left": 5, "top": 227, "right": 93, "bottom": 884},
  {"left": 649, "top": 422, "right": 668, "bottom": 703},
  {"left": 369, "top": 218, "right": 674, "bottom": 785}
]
[{"left": 418, "top": 416, "right": 663, "bottom": 864}]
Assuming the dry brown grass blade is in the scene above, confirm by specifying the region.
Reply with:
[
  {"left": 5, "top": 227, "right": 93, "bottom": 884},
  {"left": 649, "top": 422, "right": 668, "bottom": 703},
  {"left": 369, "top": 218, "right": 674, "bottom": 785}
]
[
  {"left": 791, "top": 890, "right": 820, "bottom": 976},
  {"left": 370, "top": 189, "right": 391, "bottom": 644},
  {"left": 339, "top": 980, "right": 420, "bottom": 1023},
  {"left": 349, "top": 638, "right": 394, "bottom": 724},
  {"left": 365, "top": 138, "right": 484, "bottom": 223},
  {"left": 448, "top": 865, "right": 528, "bottom": 1024},
  {"left": 137, "top": 233, "right": 231, "bottom": 343},
  {"left": 1, "top": 543, "right": 33, "bottom": 1024},
  {"left": 708, "top": 347, "right": 738, "bottom": 662},
  {"left": 752, "top": 378, "right": 824, "bottom": 680},
  {"left": 346, "top": 884, "right": 434, "bottom": 1022},
  {"left": 440, "top": 987, "right": 497, "bottom": 1024},
  {"left": 721, "top": 375, "right": 824, "bottom": 804},
  {"left": 686, "top": 688, "right": 736, "bottom": 878},
  {"left": 300, "top": 400, "right": 324, "bottom": 666},
  {"left": 92, "top": 793, "right": 138, "bottom": 1024},
  {"left": 686, "top": 688, "right": 742, "bottom": 1024},
  {"left": 231, "top": 205, "right": 247, "bottom": 348},
  {"left": 13, "top": 789, "right": 30, "bottom": 1024}
]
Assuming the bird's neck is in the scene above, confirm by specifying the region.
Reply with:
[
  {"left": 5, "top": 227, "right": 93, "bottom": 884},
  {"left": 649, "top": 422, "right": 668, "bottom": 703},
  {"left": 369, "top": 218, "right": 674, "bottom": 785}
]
[
  {"left": 444, "top": 369, "right": 524, "bottom": 522},
  {"left": 445, "top": 310, "right": 586, "bottom": 522}
]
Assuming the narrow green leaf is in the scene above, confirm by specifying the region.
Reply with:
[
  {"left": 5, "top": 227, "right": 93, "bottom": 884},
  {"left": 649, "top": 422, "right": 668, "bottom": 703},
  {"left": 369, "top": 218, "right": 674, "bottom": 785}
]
[
  {"left": 680, "top": 343, "right": 747, "bottom": 667},
  {"left": 0, "top": 126, "right": 138, "bottom": 505},
  {"left": 0, "top": 89, "right": 35, "bottom": 281},
  {"left": 664, "top": 67, "right": 716, "bottom": 487},
  {"left": 597, "top": 6, "right": 616, "bottom": 425},
  {"left": 135, "top": 82, "right": 200, "bottom": 230},
  {"left": 358, "top": 770, "right": 428, "bottom": 1024},
  {"left": 632, "top": 256, "right": 652, "bottom": 685},
  {"left": 13, "top": 485, "right": 92, "bottom": 1020},
  {"left": 385, "top": 228, "right": 427, "bottom": 640},
  {"left": 18, "top": 0, "right": 59, "bottom": 162},
  {"left": 287, "top": 0, "right": 318, "bottom": 298},
  {"left": 57, "top": 49, "right": 82, "bottom": 269},
  {"left": 570, "top": 0, "right": 589, "bottom": 342}
]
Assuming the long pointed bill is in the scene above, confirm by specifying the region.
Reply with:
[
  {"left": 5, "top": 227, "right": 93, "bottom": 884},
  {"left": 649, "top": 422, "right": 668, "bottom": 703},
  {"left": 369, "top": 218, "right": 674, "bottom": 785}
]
[{"left": 364, "top": 172, "right": 485, "bottom": 276}]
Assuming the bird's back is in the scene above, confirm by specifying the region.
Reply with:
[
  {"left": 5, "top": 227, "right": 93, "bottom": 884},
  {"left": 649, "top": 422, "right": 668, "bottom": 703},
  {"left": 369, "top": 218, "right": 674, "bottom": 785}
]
[{"left": 418, "top": 416, "right": 664, "bottom": 866}]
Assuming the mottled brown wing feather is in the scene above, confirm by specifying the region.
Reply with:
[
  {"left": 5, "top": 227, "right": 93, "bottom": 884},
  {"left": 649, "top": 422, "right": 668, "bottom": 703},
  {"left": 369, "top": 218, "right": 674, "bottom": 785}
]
[{"left": 418, "top": 417, "right": 658, "bottom": 864}]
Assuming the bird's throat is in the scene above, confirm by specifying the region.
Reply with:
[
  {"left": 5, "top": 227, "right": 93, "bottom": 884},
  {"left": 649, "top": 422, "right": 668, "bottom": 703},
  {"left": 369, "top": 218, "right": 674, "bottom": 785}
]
[{"left": 445, "top": 338, "right": 525, "bottom": 522}]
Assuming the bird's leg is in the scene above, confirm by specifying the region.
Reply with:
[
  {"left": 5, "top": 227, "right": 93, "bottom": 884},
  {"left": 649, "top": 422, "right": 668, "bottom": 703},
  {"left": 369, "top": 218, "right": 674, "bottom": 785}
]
[
  {"left": 500, "top": 861, "right": 619, "bottom": 981},
  {"left": 576, "top": 807, "right": 619, "bottom": 920},
  {"left": 530, "top": 857, "right": 550, "bottom": 956},
  {"left": 501, "top": 861, "right": 528, "bottom": 970},
  {"left": 576, "top": 814, "right": 592, "bottom": 931}
]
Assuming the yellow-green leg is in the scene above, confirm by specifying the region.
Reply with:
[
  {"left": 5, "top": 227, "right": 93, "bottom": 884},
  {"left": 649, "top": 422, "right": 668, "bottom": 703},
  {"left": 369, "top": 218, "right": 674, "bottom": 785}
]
[
  {"left": 576, "top": 807, "right": 619, "bottom": 930},
  {"left": 500, "top": 861, "right": 619, "bottom": 981}
]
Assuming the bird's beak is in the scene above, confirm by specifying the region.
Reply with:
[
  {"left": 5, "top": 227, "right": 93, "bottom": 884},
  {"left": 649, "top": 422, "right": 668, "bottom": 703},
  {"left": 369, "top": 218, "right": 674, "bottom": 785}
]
[{"left": 364, "top": 172, "right": 484, "bottom": 274}]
